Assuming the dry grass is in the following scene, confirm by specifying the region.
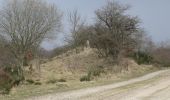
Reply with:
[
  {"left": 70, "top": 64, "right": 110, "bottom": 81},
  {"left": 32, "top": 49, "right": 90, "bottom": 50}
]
[{"left": 0, "top": 48, "right": 161, "bottom": 100}]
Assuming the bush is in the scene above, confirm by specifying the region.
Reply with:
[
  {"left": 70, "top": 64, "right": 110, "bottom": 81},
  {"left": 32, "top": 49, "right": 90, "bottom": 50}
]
[
  {"left": 0, "top": 69, "right": 13, "bottom": 94},
  {"left": 152, "top": 47, "right": 170, "bottom": 67},
  {"left": 80, "top": 66, "right": 105, "bottom": 82},
  {"left": 34, "top": 82, "right": 42, "bottom": 85},
  {"left": 46, "top": 78, "right": 67, "bottom": 84},
  {"left": 80, "top": 75, "right": 91, "bottom": 82},
  {"left": 26, "top": 79, "right": 35, "bottom": 84},
  {"left": 3, "top": 65, "right": 25, "bottom": 86},
  {"left": 132, "top": 52, "right": 153, "bottom": 65}
]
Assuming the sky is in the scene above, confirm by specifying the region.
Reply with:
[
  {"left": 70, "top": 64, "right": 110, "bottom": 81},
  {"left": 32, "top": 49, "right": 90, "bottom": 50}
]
[
  {"left": 1, "top": 0, "right": 170, "bottom": 50},
  {"left": 42, "top": 0, "right": 170, "bottom": 50}
]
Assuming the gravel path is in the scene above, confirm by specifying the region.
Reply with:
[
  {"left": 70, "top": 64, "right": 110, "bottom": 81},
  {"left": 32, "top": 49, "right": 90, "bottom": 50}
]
[{"left": 26, "top": 69, "right": 170, "bottom": 100}]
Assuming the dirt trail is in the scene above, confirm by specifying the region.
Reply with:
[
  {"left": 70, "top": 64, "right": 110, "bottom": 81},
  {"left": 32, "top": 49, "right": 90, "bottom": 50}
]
[{"left": 26, "top": 69, "right": 170, "bottom": 100}]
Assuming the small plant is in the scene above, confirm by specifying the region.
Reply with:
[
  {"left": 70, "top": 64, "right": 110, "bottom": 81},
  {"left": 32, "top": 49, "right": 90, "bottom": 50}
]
[
  {"left": 34, "top": 82, "right": 42, "bottom": 85},
  {"left": 80, "top": 65, "right": 105, "bottom": 82},
  {"left": 80, "top": 75, "right": 91, "bottom": 82},
  {"left": 58, "top": 79, "right": 66, "bottom": 82},
  {"left": 4, "top": 65, "right": 25, "bottom": 86},
  {"left": 0, "top": 82, "right": 13, "bottom": 94},
  {"left": 26, "top": 79, "right": 35, "bottom": 84},
  {"left": 0, "top": 69, "right": 13, "bottom": 94}
]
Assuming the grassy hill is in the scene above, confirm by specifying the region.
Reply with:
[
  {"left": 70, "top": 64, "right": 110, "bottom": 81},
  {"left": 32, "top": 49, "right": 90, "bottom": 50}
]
[{"left": 0, "top": 48, "right": 161, "bottom": 100}]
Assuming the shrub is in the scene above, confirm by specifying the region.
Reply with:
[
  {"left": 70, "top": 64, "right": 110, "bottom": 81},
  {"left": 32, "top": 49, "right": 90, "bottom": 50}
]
[
  {"left": 0, "top": 69, "right": 13, "bottom": 94},
  {"left": 131, "top": 52, "right": 153, "bottom": 65},
  {"left": 80, "top": 66, "right": 105, "bottom": 82},
  {"left": 58, "top": 79, "right": 66, "bottom": 82},
  {"left": 80, "top": 75, "right": 91, "bottom": 82},
  {"left": 152, "top": 47, "right": 170, "bottom": 67},
  {"left": 26, "top": 79, "right": 35, "bottom": 84},
  {"left": 46, "top": 78, "right": 66, "bottom": 84},
  {"left": 34, "top": 82, "right": 42, "bottom": 85},
  {"left": 4, "top": 65, "right": 25, "bottom": 86}
]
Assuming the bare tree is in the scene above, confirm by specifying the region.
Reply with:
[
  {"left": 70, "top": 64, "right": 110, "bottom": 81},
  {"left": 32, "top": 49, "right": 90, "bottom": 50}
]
[
  {"left": 134, "top": 29, "right": 146, "bottom": 52},
  {"left": 0, "top": 0, "right": 62, "bottom": 77},
  {"left": 67, "top": 10, "right": 86, "bottom": 49},
  {"left": 134, "top": 29, "right": 155, "bottom": 53},
  {"left": 90, "top": 1, "right": 139, "bottom": 60}
]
